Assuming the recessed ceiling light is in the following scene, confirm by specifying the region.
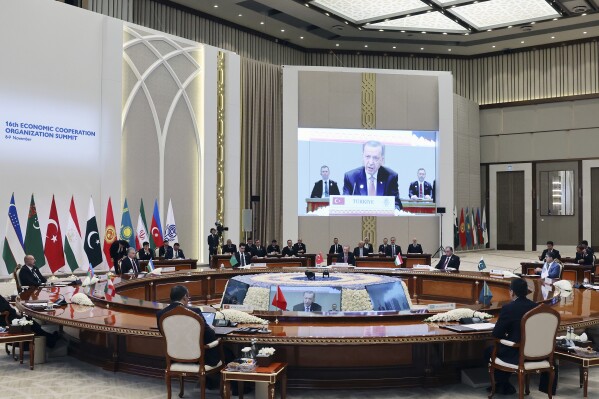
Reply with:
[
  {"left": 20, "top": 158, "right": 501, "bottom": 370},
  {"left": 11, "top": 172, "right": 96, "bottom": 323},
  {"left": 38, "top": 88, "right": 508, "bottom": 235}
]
[
  {"left": 448, "top": 49, "right": 452, "bottom": 52},
  {"left": 281, "top": 29, "right": 285, "bottom": 32},
  {"left": 421, "top": 31, "right": 427, "bottom": 34},
  {"left": 492, "top": 45, "right": 496, "bottom": 48},
  {"left": 213, "top": 4, "right": 218, "bottom": 7},
  {"left": 400, "top": 30, "right": 405, "bottom": 33},
  {"left": 300, "top": 36, "right": 304, "bottom": 39},
  {"left": 443, "top": 32, "right": 448, "bottom": 35},
  {"left": 238, "top": 14, "right": 242, "bottom": 17},
  {"left": 582, "top": 13, "right": 587, "bottom": 16},
  {"left": 507, "top": 26, "right": 513, "bottom": 29},
  {"left": 379, "top": 29, "right": 384, "bottom": 32},
  {"left": 345, "top": 21, "right": 349, "bottom": 24},
  {"left": 487, "top": 29, "right": 492, "bottom": 32},
  {"left": 521, "top": 41, "right": 525, "bottom": 44},
  {"left": 553, "top": 18, "right": 557, "bottom": 21},
  {"left": 551, "top": 36, "right": 555, "bottom": 39},
  {"left": 420, "top": 47, "right": 424, "bottom": 50},
  {"left": 260, "top": 22, "right": 264, "bottom": 25},
  {"left": 530, "top": 22, "right": 535, "bottom": 25},
  {"left": 325, "top": 13, "right": 330, "bottom": 16},
  {"left": 392, "top": 46, "right": 397, "bottom": 49},
  {"left": 305, "top": 3, "right": 309, "bottom": 7},
  {"left": 364, "top": 45, "right": 368, "bottom": 48},
  {"left": 464, "top": 33, "right": 469, "bottom": 36},
  {"left": 583, "top": 31, "right": 588, "bottom": 34}
]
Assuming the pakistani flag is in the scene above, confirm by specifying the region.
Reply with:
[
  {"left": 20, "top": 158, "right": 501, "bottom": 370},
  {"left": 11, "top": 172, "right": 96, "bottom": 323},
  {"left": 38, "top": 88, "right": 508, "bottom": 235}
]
[
  {"left": 2, "top": 193, "right": 26, "bottom": 275},
  {"left": 84, "top": 198, "right": 103, "bottom": 268},
  {"left": 120, "top": 198, "right": 135, "bottom": 248},
  {"left": 478, "top": 257, "right": 487, "bottom": 271},
  {"left": 140, "top": 199, "right": 155, "bottom": 250},
  {"left": 64, "top": 196, "right": 88, "bottom": 272},
  {"left": 24, "top": 194, "right": 46, "bottom": 268}
]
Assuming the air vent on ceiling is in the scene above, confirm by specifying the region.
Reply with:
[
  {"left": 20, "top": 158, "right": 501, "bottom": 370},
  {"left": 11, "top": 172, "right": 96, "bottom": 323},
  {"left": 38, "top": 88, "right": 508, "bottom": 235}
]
[
  {"left": 331, "top": 25, "right": 344, "bottom": 31},
  {"left": 520, "top": 25, "right": 533, "bottom": 32},
  {"left": 572, "top": 5, "right": 589, "bottom": 13}
]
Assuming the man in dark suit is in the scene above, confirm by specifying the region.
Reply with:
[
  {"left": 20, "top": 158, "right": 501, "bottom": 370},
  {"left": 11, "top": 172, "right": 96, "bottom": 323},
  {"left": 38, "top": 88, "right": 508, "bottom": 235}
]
[
  {"left": 363, "top": 237, "right": 373, "bottom": 254},
  {"left": 159, "top": 240, "right": 174, "bottom": 259},
  {"left": 575, "top": 245, "right": 593, "bottom": 266},
  {"left": 435, "top": 246, "right": 460, "bottom": 270},
  {"left": 408, "top": 168, "right": 433, "bottom": 200},
  {"left": 137, "top": 241, "right": 153, "bottom": 261},
  {"left": 385, "top": 237, "right": 402, "bottom": 258},
  {"left": 378, "top": 238, "right": 389, "bottom": 254},
  {"left": 486, "top": 278, "right": 538, "bottom": 395},
  {"left": 353, "top": 241, "right": 368, "bottom": 258},
  {"left": 538, "top": 241, "right": 561, "bottom": 261},
  {"left": 282, "top": 240, "right": 295, "bottom": 257},
  {"left": 1, "top": 296, "right": 59, "bottom": 347},
  {"left": 292, "top": 291, "right": 322, "bottom": 312},
  {"left": 342, "top": 141, "right": 402, "bottom": 210},
  {"left": 222, "top": 239, "right": 237, "bottom": 255},
  {"left": 336, "top": 246, "right": 356, "bottom": 266},
  {"left": 233, "top": 244, "right": 252, "bottom": 268},
  {"left": 267, "top": 240, "right": 280, "bottom": 255},
  {"left": 109, "top": 240, "right": 129, "bottom": 274},
  {"left": 407, "top": 238, "right": 423, "bottom": 254},
  {"left": 121, "top": 248, "right": 141, "bottom": 274},
  {"left": 253, "top": 239, "right": 267, "bottom": 257},
  {"left": 310, "top": 165, "right": 340, "bottom": 198},
  {"left": 156, "top": 285, "right": 220, "bottom": 367},
  {"left": 207, "top": 228, "right": 219, "bottom": 256},
  {"left": 329, "top": 238, "right": 342, "bottom": 254},
  {"left": 172, "top": 243, "right": 185, "bottom": 259},
  {"left": 19, "top": 255, "right": 47, "bottom": 287},
  {"left": 293, "top": 239, "right": 306, "bottom": 255}
]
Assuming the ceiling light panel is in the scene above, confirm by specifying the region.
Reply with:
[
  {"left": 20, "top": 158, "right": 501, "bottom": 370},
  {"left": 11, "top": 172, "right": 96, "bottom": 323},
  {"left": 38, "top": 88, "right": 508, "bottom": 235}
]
[
  {"left": 450, "top": 0, "right": 560, "bottom": 30},
  {"left": 431, "top": 0, "right": 474, "bottom": 5},
  {"left": 367, "top": 11, "right": 468, "bottom": 33},
  {"left": 310, "top": 0, "right": 431, "bottom": 24}
]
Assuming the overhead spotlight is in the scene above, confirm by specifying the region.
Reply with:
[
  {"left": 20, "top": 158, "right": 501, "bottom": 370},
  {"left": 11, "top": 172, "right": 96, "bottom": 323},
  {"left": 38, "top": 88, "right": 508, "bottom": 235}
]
[
  {"left": 400, "top": 30, "right": 405, "bottom": 33},
  {"left": 553, "top": 18, "right": 558, "bottom": 21},
  {"left": 213, "top": 4, "right": 218, "bottom": 7},
  {"left": 487, "top": 29, "right": 492, "bottom": 32},
  {"left": 305, "top": 3, "right": 309, "bottom": 7},
  {"left": 325, "top": 12, "right": 330, "bottom": 16},
  {"left": 260, "top": 21, "right": 264, "bottom": 25},
  {"left": 420, "top": 47, "right": 424, "bottom": 50},
  {"left": 281, "top": 29, "right": 285, "bottom": 32},
  {"left": 238, "top": 14, "right": 242, "bottom": 17},
  {"left": 448, "top": 49, "right": 452, "bottom": 52},
  {"left": 443, "top": 32, "right": 448, "bottom": 35},
  {"left": 583, "top": 31, "right": 588, "bottom": 34},
  {"left": 551, "top": 36, "right": 555, "bottom": 39},
  {"left": 345, "top": 21, "right": 349, "bottom": 24},
  {"left": 582, "top": 13, "right": 587, "bottom": 16},
  {"left": 530, "top": 22, "right": 535, "bottom": 25},
  {"left": 379, "top": 29, "right": 384, "bottom": 32},
  {"left": 464, "top": 33, "right": 469, "bottom": 36},
  {"left": 492, "top": 45, "right": 496, "bottom": 48},
  {"left": 507, "top": 26, "right": 513, "bottom": 29},
  {"left": 422, "top": 31, "right": 427, "bottom": 34},
  {"left": 335, "top": 43, "right": 339, "bottom": 46},
  {"left": 521, "top": 41, "right": 525, "bottom": 44},
  {"left": 392, "top": 46, "right": 396, "bottom": 49},
  {"left": 300, "top": 36, "right": 304, "bottom": 39},
  {"left": 364, "top": 45, "right": 368, "bottom": 48}
]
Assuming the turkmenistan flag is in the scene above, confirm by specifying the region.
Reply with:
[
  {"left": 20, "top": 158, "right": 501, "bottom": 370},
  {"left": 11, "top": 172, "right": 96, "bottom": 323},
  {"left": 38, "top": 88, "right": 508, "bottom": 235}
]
[
  {"left": 24, "top": 194, "right": 46, "bottom": 268},
  {"left": 2, "top": 193, "right": 26, "bottom": 275},
  {"left": 230, "top": 254, "right": 238, "bottom": 267},
  {"left": 64, "top": 196, "right": 88, "bottom": 272},
  {"left": 140, "top": 199, "right": 155, "bottom": 250},
  {"left": 84, "top": 198, "right": 103, "bottom": 268}
]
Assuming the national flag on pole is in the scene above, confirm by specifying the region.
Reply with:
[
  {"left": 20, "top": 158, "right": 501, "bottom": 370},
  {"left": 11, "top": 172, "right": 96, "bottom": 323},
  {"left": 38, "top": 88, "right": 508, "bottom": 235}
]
[
  {"left": 271, "top": 285, "right": 287, "bottom": 311},
  {"left": 86, "top": 263, "right": 95, "bottom": 279},
  {"left": 24, "top": 194, "right": 46, "bottom": 268},
  {"left": 135, "top": 212, "right": 150, "bottom": 250},
  {"left": 465, "top": 207, "right": 472, "bottom": 248},
  {"left": 394, "top": 253, "right": 403, "bottom": 266},
  {"left": 471, "top": 208, "right": 478, "bottom": 246},
  {"left": 150, "top": 199, "right": 164, "bottom": 248},
  {"left": 2, "top": 193, "right": 26, "bottom": 275},
  {"left": 84, "top": 198, "right": 103, "bottom": 268},
  {"left": 139, "top": 199, "right": 154, "bottom": 250},
  {"left": 482, "top": 206, "right": 488, "bottom": 246},
  {"left": 453, "top": 206, "right": 459, "bottom": 249},
  {"left": 479, "top": 281, "right": 493, "bottom": 305},
  {"left": 476, "top": 208, "right": 483, "bottom": 245},
  {"left": 146, "top": 258, "right": 155, "bottom": 272},
  {"left": 103, "top": 197, "right": 117, "bottom": 269},
  {"left": 229, "top": 254, "right": 238, "bottom": 267},
  {"left": 478, "top": 257, "right": 487, "bottom": 271},
  {"left": 104, "top": 276, "right": 116, "bottom": 300},
  {"left": 119, "top": 198, "right": 135, "bottom": 249},
  {"left": 459, "top": 208, "right": 466, "bottom": 249},
  {"left": 163, "top": 199, "right": 178, "bottom": 243},
  {"left": 44, "top": 195, "right": 65, "bottom": 273},
  {"left": 64, "top": 196, "right": 88, "bottom": 272},
  {"left": 315, "top": 252, "right": 324, "bottom": 265}
]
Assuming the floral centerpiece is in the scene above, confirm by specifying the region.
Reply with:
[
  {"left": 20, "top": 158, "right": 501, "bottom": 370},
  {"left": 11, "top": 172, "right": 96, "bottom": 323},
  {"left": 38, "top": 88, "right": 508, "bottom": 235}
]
[
  {"left": 9, "top": 317, "right": 33, "bottom": 333},
  {"left": 423, "top": 308, "right": 493, "bottom": 323},
  {"left": 256, "top": 347, "right": 276, "bottom": 367}
]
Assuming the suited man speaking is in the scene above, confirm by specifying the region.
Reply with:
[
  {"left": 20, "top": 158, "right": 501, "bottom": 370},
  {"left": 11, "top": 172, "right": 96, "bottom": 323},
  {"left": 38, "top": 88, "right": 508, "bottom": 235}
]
[
  {"left": 408, "top": 168, "right": 433, "bottom": 200},
  {"left": 342, "top": 141, "right": 402, "bottom": 210},
  {"left": 310, "top": 165, "right": 340, "bottom": 198},
  {"left": 435, "top": 246, "right": 461, "bottom": 270},
  {"left": 292, "top": 291, "right": 322, "bottom": 312}
]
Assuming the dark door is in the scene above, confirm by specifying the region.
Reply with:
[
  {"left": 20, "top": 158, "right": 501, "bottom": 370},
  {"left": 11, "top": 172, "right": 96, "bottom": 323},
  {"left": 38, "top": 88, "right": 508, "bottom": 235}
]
[
  {"left": 497, "top": 171, "right": 525, "bottom": 250},
  {"left": 592, "top": 168, "right": 599, "bottom": 251}
]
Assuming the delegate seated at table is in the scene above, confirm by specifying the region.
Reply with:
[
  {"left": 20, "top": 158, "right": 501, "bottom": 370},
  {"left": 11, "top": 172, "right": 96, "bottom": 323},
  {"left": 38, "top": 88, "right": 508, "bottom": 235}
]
[{"left": 534, "top": 253, "right": 560, "bottom": 278}]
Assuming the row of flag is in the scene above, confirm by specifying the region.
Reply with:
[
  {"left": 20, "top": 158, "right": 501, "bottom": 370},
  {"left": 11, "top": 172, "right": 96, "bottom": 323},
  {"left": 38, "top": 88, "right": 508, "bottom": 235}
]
[
  {"left": 453, "top": 206, "right": 488, "bottom": 250},
  {"left": 1, "top": 194, "right": 178, "bottom": 276}
]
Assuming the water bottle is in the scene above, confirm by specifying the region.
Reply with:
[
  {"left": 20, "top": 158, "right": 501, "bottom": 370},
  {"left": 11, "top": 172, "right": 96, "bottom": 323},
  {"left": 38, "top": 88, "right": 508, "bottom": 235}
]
[
  {"left": 250, "top": 338, "right": 258, "bottom": 360},
  {"left": 220, "top": 263, "right": 225, "bottom": 270}
]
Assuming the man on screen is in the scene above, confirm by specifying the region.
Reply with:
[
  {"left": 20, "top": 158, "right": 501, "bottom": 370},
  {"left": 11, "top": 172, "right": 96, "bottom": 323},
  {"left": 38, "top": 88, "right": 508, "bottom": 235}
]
[
  {"left": 310, "top": 165, "right": 340, "bottom": 198},
  {"left": 408, "top": 168, "right": 433, "bottom": 200},
  {"left": 292, "top": 291, "right": 322, "bottom": 312},
  {"left": 343, "top": 141, "right": 402, "bottom": 210}
]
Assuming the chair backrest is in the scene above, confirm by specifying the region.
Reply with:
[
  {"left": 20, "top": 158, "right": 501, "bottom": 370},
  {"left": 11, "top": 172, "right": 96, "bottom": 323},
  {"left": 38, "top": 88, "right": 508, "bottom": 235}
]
[
  {"left": 520, "top": 304, "right": 560, "bottom": 360},
  {"left": 556, "top": 261, "right": 564, "bottom": 279},
  {"left": 13, "top": 264, "right": 22, "bottom": 292},
  {"left": 159, "top": 305, "right": 205, "bottom": 362}
]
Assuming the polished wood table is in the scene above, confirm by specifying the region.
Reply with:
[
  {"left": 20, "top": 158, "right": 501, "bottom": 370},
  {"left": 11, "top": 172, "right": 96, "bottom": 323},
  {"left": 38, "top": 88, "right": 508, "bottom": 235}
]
[
  {"left": 521, "top": 261, "right": 593, "bottom": 283},
  {"left": 555, "top": 350, "right": 599, "bottom": 398},
  {"left": 0, "top": 332, "right": 35, "bottom": 370},
  {"left": 327, "top": 253, "right": 432, "bottom": 267},
  {"left": 211, "top": 254, "right": 314, "bottom": 269},
  {"left": 222, "top": 362, "right": 287, "bottom": 399}
]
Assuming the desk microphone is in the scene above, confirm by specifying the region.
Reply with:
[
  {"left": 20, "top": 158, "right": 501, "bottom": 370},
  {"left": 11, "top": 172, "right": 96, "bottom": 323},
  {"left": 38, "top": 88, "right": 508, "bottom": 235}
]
[
  {"left": 352, "top": 182, "right": 356, "bottom": 195},
  {"left": 208, "top": 304, "right": 231, "bottom": 327}
]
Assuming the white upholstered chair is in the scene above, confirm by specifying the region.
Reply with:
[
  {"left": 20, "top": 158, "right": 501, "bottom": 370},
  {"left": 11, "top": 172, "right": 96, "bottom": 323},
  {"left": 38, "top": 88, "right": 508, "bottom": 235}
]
[
  {"left": 158, "top": 305, "right": 225, "bottom": 399},
  {"left": 488, "top": 304, "right": 560, "bottom": 399}
]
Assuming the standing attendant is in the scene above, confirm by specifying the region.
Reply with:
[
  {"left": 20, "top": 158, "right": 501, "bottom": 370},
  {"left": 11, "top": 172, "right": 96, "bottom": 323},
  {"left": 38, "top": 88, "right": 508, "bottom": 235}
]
[
  {"left": 329, "top": 238, "right": 342, "bottom": 254},
  {"left": 407, "top": 238, "right": 423, "bottom": 254},
  {"left": 310, "top": 165, "right": 340, "bottom": 198},
  {"left": 207, "top": 228, "right": 219, "bottom": 256}
]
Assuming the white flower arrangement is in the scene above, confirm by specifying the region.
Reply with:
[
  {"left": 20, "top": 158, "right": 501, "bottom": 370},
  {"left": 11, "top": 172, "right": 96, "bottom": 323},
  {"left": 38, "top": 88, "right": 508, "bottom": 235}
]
[
  {"left": 258, "top": 347, "right": 275, "bottom": 356},
  {"left": 553, "top": 280, "right": 573, "bottom": 298},
  {"left": 424, "top": 308, "right": 492, "bottom": 323},
  {"left": 216, "top": 308, "right": 269, "bottom": 325},
  {"left": 71, "top": 292, "right": 95, "bottom": 306},
  {"left": 81, "top": 276, "right": 99, "bottom": 287},
  {"left": 242, "top": 287, "right": 270, "bottom": 311},
  {"left": 47, "top": 275, "right": 58, "bottom": 281},
  {"left": 341, "top": 289, "right": 373, "bottom": 311},
  {"left": 12, "top": 317, "right": 33, "bottom": 326}
]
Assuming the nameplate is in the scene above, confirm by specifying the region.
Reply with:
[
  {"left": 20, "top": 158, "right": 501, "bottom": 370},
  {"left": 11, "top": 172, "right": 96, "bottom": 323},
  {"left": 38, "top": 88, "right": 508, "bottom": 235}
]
[
  {"left": 222, "top": 304, "right": 254, "bottom": 312},
  {"left": 426, "top": 303, "right": 456, "bottom": 312},
  {"left": 250, "top": 263, "right": 268, "bottom": 268},
  {"left": 490, "top": 269, "right": 504, "bottom": 275},
  {"left": 160, "top": 267, "right": 176, "bottom": 273},
  {"left": 329, "top": 195, "right": 395, "bottom": 216},
  {"left": 413, "top": 265, "right": 432, "bottom": 270}
]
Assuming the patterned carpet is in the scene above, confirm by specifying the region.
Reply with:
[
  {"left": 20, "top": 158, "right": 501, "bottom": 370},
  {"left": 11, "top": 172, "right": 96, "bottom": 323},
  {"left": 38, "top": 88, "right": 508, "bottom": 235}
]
[{"left": 0, "top": 351, "right": 596, "bottom": 398}]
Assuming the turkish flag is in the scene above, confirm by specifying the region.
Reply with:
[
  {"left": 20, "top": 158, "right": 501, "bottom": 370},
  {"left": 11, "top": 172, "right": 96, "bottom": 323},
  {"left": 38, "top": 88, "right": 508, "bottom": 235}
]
[
  {"left": 459, "top": 208, "right": 467, "bottom": 249},
  {"left": 44, "top": 195, "right": 66, "bottom": 273},
  {"left": 315, "top": 252, "right": 324, "bottom": 265},
  {"left": 271, "top": 285, "right": 287, "bottom": 311},
  {"left": 103, "top": 197, "right": 117, "bottom": 268}
]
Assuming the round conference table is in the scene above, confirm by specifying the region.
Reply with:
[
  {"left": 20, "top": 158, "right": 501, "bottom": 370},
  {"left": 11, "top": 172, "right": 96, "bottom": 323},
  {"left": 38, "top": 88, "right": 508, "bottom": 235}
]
[{"left": 15, "top": 267, "right": 599, "bottom": 389}]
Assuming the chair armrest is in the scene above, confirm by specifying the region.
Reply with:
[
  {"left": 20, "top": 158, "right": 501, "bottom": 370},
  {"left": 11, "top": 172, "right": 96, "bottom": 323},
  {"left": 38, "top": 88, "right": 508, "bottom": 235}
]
[
  {"left": 499, "top": 339, "right": 519, "bottom": 347},
  {"left": 205, "top": 338, "right": 221, "bottom": 349}
]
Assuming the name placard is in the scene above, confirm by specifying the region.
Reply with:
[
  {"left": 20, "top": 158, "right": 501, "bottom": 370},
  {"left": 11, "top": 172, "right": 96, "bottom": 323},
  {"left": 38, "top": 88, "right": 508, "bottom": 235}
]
[
  {"left": 413, "top": 265, "right": 432, "bottom": 270},
  {"left": 329, "top": 195, "right": 395, "bottom": 216},
  {"left": 223, "top": 304, "right": 254, "bottom": 312},
  {"left": 160, "top": 267, "right": 176, "bottom": 273},
  {"left": 426, "top": 303, "right": 456, "bottom": 312}
]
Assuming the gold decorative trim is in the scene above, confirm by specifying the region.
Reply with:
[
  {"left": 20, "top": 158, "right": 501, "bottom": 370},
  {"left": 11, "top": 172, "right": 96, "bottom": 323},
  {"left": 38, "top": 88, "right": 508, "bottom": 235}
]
[
  {"left": 216, "top": 51, "right": 226, "bottom": 239},
  {"left": 361, "top": 72, "right": 377, "bottom": 244}
]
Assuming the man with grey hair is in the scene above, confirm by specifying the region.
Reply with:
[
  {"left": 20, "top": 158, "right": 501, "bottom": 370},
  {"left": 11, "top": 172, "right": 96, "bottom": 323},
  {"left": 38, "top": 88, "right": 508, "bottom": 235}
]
[
  {"left": 343, "top": 140, "right": 402, "bottom": 209},
  {"left": 121, "top": 247, "right": 140, "bottom": 274},
  {"left": 292, "top": 290, "right": 322, "bottom": 312}
]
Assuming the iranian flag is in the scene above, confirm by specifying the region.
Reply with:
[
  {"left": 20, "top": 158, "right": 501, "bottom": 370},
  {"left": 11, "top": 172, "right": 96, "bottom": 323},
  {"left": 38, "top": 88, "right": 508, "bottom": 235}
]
[
  {"left": 84, "top": 198, "right": 103, "bottom": 268},
  {"left": 394, "top": 253, "right": 403, "bottom": 266},
  {"left": 24, "top": 194, "right": 46, "bottom": 268},
  {"left": 64, "top": 196, "right": 88, "bottom": 272},
  {"left": 135, "top": 212, "right": 150, "bottom": 250},
  {"left": 44, "top": 195, "right": 65, "bottom": 273},
  {"left": 139, "top": 199, "right": 154, "bottom": 250},
  {"left": 2, "top": 193, "right": 26, "bottom": 275},
  {"left": 103, "top": 197, "right": 117, "bottom": 269}
]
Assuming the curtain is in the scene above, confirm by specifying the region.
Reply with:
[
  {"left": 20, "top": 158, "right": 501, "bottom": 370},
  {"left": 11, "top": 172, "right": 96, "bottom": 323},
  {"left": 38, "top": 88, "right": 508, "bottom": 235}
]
[{"left": 240, "top": 59, "right": 283, "bottom": 243}]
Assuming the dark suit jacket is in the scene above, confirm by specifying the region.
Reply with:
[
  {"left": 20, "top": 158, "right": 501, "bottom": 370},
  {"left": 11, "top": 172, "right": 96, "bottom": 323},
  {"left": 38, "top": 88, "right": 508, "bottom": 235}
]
[
  {"left": 245, "top": 245, "right": 257, "bottom": 257},
  {"left": 222, "top": 244, "right": 237, "bottom": 254},
  {"left": 539, "top": 248, "right": 561, "bottom": 261},
  {"left": 253, "top": 246, "right": 267, "bottom": 257},
  {"left": 109, "top": 241, "right": 129, "bottom": 271},
  {"left": 266, "top": 244, "right": 280, "bottom": 254},
  {"left": 378, "top": 244, "right": 388, "bottom": 253},
  {"left": 0, "top": 296, "right": 17, "bottom": 327},
  {"left": 336, "top": 252, "right": 356, "bottom": 266},
  {"left": 121, "top": 257, "right": 140, "bottom": 274},
  {"left": 207, "top": 234, "right": 219, "bottom": 255},
  {"left": 282, "top": 246, "right": 295, "bottom": 257},
  {"left": 575, "top": 252, "right": 593, "bottom": 265},
  {"left": 492, "top": 297, "right": 538, "bottom": 363},
  {"left": 385, "top": 245, "right": 403, "bottom": 258},
  {"left": 137, "top": 249, "right": 154, "bottom": 261},
  {"left": 435, "top": 254, "right": 461, "bottom": 270},
  {"left": 156, "top": 302, "right": 219, "bottom": 366},
  {"left": 19, "top": 266, "right": 47, "bottom": 287},
  {"left": 342, "top": 166, "right": 402, "bottom": 210},
  {"left": 172, "top": 248, "right": 185, "bottom": 259},
  {"left": 293, "top": 243, "right": 306, "bottom": 255},
  {"left": 310, "top": 180, "right": 340, "bottom": 198},
  {"left": 407, "top": 244, "right": 423, "bottom": 254},
  {"left": 329, "top": 244, "right": 342, "bottom": 254},
  {"left": 292, "top": 302, "right": 322, "bottom": 312},
  {"left": 159, "top": 246, "right": 174, "bottom": 259},
  {"left": 233, "top": 252, "right": 251, "bottom": 267},
  {"left": 363, "top": 244, "right": 373, "bottom": 254},
  {"left": 353, "top": 247, "right": 369, "bottom": 258},
  {"left": 408, "top": 181, "right": 433, "bottom": 198}
]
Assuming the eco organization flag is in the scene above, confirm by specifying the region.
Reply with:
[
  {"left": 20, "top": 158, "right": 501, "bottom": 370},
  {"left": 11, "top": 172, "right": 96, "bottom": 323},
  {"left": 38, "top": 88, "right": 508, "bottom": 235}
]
[
  {"left": 2, "top": 193, "right": 26, "bottom": 275},
  {"left": 64, "top": 196, "right": 88, "bottom": 272},
  {"left": 163, "top": 199, "right": 178, "bottom": 244}
]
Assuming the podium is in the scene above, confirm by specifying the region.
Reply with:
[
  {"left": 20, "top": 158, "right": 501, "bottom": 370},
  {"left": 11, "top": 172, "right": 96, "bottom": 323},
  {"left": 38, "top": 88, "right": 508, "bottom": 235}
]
[{"left": 306, "top": 198, "right": 329, "bottom": 213}]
